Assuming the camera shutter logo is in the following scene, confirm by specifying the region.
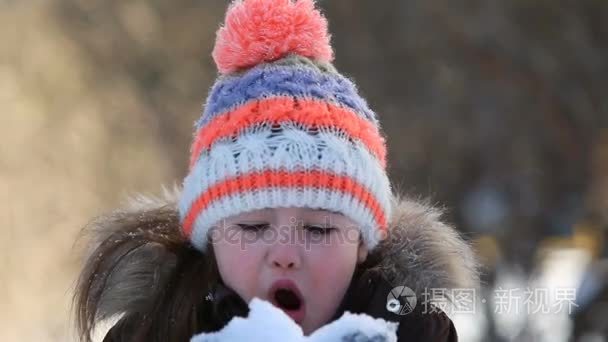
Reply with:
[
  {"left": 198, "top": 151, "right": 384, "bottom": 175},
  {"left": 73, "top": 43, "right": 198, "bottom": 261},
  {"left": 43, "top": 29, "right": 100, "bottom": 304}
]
[{"left": 386, "top": 286, "right": 417, "bottom": 315}]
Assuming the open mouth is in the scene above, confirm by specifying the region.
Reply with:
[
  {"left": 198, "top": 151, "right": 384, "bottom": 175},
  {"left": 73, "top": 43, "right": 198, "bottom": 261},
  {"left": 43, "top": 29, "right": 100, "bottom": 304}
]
[
  {"left": 274, "top": 288, "right": 302, "bottom": 310},
  {"left": 268, "top": 279, "right": 306, "bottom": 323}
]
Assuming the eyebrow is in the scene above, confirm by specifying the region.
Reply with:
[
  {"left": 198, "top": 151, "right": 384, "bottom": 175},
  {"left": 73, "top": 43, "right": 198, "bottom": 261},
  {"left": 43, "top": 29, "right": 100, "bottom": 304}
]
[{"left": 312, "top": 209, "right": 343, "bottom": 216}]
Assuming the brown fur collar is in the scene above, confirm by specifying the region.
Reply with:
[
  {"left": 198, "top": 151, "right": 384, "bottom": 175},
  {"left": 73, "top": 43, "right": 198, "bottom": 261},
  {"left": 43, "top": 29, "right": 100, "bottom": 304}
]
[{"left": 77, "top": 187, "right": 480, "bottom": 323}]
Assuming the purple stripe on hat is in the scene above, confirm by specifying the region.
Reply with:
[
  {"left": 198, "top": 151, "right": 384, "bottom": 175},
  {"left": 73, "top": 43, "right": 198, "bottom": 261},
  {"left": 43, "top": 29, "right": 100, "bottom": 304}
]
[{"left": 196, "top": 64, "right": 378, "bottom": 130}]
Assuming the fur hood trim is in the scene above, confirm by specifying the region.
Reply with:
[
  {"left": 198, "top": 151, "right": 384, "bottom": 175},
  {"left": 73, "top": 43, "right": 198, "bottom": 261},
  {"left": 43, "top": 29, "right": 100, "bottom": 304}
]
[
  {"left": 77, "top": 187, "right": 480, "bottom": 322},
  {"left": 376, "top": 194, "right": 480, "bottom": 294}
]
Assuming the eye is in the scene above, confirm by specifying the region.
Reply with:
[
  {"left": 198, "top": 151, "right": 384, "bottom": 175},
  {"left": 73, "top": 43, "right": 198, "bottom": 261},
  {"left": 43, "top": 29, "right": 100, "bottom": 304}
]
[
  {"left": 237, "top": 223, "right": 269, "bottom": 231},
  {"left": 304, "top": 225, "right": 336, "bottom": 234}
]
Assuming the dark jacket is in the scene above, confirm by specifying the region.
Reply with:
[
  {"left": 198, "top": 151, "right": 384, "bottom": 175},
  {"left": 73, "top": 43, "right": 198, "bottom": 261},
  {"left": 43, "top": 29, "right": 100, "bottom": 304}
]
[
  {"left": 337, "top": 269, "right": 458, "bottom": 341},
  {"left": 103, "top": 270, "right": 457, "bottom": 341},
  {"left": 87, "top": 191, "right": 478, "bottom": 342}
]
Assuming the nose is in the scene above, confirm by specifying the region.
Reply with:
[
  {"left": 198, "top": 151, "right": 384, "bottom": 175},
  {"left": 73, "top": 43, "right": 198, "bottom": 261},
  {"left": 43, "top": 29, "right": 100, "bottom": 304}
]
[
  {"left": 265, "top": 208, "right": 303, "bottom": 270},
  {"left": 273, "top": 258, "right": 296, "bottom": 269},
  {"left": 267, "top": 236, "right": 302, "bottom": 270}
]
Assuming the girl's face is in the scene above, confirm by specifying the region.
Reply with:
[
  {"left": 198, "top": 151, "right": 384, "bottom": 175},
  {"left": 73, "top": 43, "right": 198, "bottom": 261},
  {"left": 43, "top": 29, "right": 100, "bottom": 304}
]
[{"left": 211, "top": 207, "right": 368, "bottom": 335}]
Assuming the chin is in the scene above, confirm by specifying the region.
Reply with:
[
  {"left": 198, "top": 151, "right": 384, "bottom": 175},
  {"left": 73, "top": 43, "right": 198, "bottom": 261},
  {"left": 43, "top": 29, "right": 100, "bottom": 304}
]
[{"left": 300, "top": 319, "right": 320, "bottom": 336}]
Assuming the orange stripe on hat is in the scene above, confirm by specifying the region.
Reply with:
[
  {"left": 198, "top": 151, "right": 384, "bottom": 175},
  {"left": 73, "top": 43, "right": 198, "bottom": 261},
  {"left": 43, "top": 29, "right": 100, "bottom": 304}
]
[
  {"left": 182, "top": 169, "right": 388, "bottom": 237},
  {"left": 189, "top": 97, "right": 387, "bottom": 170}
]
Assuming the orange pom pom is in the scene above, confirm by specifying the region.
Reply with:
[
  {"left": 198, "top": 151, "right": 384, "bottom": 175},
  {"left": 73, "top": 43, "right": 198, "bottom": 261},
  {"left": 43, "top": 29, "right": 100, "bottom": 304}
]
[{"left": 212, "top": 0, "right": 334, "bottom": 74}]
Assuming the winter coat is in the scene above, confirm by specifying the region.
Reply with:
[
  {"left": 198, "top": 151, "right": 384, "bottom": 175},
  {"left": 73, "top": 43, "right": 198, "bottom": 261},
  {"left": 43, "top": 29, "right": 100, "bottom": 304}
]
[{"left": 78, "top": 190, "right": 479, "bottom": 342}]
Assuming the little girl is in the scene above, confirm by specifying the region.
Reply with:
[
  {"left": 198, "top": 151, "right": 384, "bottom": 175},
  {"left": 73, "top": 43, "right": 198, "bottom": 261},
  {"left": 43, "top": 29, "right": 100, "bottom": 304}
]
[{"left": 73, "top": 0, "right": 479, "bottom": 341}]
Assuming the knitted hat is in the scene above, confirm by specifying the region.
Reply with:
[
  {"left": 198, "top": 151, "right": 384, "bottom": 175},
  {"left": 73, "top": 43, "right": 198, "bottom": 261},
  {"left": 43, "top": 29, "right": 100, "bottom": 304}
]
[{"left": 178, "top": 0, "right": 392, "bottom": 252}]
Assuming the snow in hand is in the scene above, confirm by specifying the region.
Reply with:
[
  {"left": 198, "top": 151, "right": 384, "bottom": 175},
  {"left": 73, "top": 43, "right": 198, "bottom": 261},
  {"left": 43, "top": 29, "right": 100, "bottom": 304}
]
[{"left": 191, "top": 298, "right": 399, "bottom": 342}]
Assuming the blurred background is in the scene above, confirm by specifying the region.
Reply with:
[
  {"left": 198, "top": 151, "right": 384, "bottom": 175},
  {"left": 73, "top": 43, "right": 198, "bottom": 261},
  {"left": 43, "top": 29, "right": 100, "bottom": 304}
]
[{"left": 1, "top": 0, "right": 606, "bottom": 341}]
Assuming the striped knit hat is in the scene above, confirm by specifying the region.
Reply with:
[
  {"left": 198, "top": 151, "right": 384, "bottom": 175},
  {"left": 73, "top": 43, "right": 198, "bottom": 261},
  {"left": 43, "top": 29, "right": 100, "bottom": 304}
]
[{"left": 179, "top": 0, "right": 392, "bottom": 252}]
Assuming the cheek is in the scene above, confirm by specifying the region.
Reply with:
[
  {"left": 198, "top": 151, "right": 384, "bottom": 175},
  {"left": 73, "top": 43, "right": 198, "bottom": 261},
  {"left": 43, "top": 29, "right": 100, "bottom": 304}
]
[
  {"left": 213, "top": 240, "right": 264, "bottom": 302},
  {"left": 309, "top": 254, "right": 356, "bottom": 291},
  {"left": 303, "top": 240, "right": 359, "bottom": 332},
  {"left": 307, "top": 231, "right": 360, "bottom": 287}
]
